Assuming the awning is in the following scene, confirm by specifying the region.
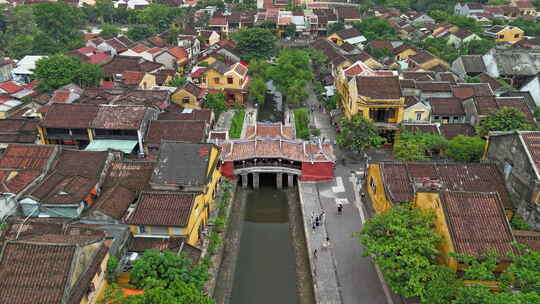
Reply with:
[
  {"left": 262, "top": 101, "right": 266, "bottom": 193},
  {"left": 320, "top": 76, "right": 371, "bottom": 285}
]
[{"left": 85, "top": 140, "right": 137, "bottom": 153}]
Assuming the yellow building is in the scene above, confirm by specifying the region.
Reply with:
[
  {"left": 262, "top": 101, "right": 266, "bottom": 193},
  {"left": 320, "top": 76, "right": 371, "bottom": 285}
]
[
  {"left": 121, "top": 71, "right": 156, "bottom": 89},
  {"left": 408, "top": 50, "right": 449, "bottom": 70},
  {"left": 127, "top": 141, "right": 221, "bottom": 246},
  {"left": 403, "top": 96, "right": 431, "bottom": 122},
  {"left": 338, "top": 74, "right": 405, "bottom": 142},
  {"left": 171, "top": 82, "right": 206, "bottom": 109},
  {"left": 485, "top": 25, "right": 524, "bottom": 43},
  {"left": 199, "top": 61, "right": 249, "bottom": 104},
  {"left": 393, "top": 44, "right": 418, "bottom": 61},
  {"left": 327, "top": 28, "right": 365, "bottom": 47},
  {"left": 414, "top": 191, "right": 514, "bottom": 273}
]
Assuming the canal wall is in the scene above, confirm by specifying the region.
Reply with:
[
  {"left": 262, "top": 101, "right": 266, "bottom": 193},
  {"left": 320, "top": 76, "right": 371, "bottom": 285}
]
[{"left": 298, "top": 181, "right": 342, "bottom": 304}]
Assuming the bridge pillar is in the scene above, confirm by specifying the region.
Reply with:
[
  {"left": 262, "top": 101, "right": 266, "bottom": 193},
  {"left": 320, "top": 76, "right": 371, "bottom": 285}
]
[
  {"left": 288, "top": 174, "right": 294, "bottom": 188},
  {"left": 241, "top": 174, "right": 248, "bottom": 189},
  {"left": 253, "top": 173, "right": 260, "bottom": 189},
  {"left": 276, "top": 173, "right": 283, "bottom": 189}
]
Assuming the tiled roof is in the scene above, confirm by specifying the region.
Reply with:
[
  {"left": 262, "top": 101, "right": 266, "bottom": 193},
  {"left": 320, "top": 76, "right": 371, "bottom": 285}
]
[
  {"left": 102, "top": 56, "right": 162, "bottom": 77},
  {"left": 0, "top": 170, "right": 41, "bottom": 194},
  {"left": 460, "top": 55, "right": 486, "bottom": 74},
  {"left": 429, "top": 97, "right": 465, "bottom": 115},
  {"left": 494, "top": 97, "right": 534, "bottom": 121},
  {"left": 181, "top": 82, "right": 205, "bottom": 98},
  {"left": 402, "top": 71, "right": 435, "bottom": 81},
  {"left": 209, "top": 17, "right": 227, "bottom": 26},
  {"left": 145, "top": 120, "right": 207, "bottom": 145},
  {"left": 0, "top": 119, "right": 38, "bottom": 144},
  {"left": 219, "top": 139, "right": 335, "bottom": 163},
  {"left": 379, "top": 162, "right": 513, "bottom": 209},
  {"left": 153, "top": 69, "right": 175, "bottom": 86},
  {"left": 50, "top": 91, "right": 72, "bottom": 103},
  {"left": 439, "top": 124, "right": 475, "bottom": 140},
  {"left": 400, "top": 79, "right": 416, "bottom": 89},
  {"left": 404, "top": 96, "right": 420, "bottom": 107},
  {"left": 439, "top": 191, "right": 515, "bottom": 260},
  {"left": 452, "top": 83, "right": 494, "bottom": 100},
  {"left": 167, "top": 46, "right": 188, "bottom": 59},
  {"left": 53, "top": 149, "right": 108, "bottom": 179},
  {"left": 335, "top": 27, "right": 362, "bottom": 39},
  {"left": 102, "top": 161, "right": 155, "bottom": 192},
  {"left": 513, "top": 230, "right": 540, "bottom": 252},
  {"left": 368, "top": 40, "right": 394, "bottom": 50},
  {"left": 126, "top": 191, "right": 197, "bottom": 227},
  {"left": 409, "top": 50, "right": 437, "bottom": 64},
  {"left": 335, "top": 6, "right": 361, "bottom": 19},
  {"left": 28, "top": 172, "right": 95, "bottom": 205},
  {"left": 105, "top": 38, "right": 129, "bottom": 53},
  {"left": 92, "top": 184, "right": 135, "bottom": 218},
  {"left": 112, "top": 90, "right": 169, "bottom": 109},
  {"left": 520, "top": 132, "right": 540, "bottom": 174},
  {"left": 416, "top": 81, "right": 452, "bottom": 92},
  {"left": 515, "top": 0, "right": 534, "bottom": 9},
  {"left": 244, "top": 123, "right": 294, "bottom": 139},
  {"left": 356, "top": 76, "right": 402, "bottom": 100},
  {"left": 0, "top": 81, "right": 23, "bottom": 94},
  {"left": 0, "top": 144, "right": 55, "bottom": 170},
  {"left": 147, "top": 36, "right": 167, "bottom": 47},
  {"left": 151, "top": 142, "right": 215, "bottom": 187},
  {"left": 129, "top": 236, "right": 186, "bottom": 252},
  {"left": 41, "top": 104, "right": 99, "bottom": 129},
  {"left": 402, "top": 123, "right": 439, "bottom": 135},
  {"left": 122, "top": 71, "right": 145, "bottom": 86}
]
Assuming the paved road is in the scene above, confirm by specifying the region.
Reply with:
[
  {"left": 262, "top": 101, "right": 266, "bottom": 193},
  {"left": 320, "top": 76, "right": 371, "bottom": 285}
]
[{"left": 302, "top": 83, "right": 395, "bottom": 304}]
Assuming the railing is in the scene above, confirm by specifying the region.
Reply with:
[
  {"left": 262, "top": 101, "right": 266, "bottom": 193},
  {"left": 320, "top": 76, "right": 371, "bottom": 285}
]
[{"left": 234, "top": 162, "right": 301, "bottom": 170}]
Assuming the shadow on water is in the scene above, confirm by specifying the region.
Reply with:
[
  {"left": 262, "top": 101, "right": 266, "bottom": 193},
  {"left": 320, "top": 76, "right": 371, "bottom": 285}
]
[
  {"left": 230, "top": 174, "right": 299, "bottom": 304},
  {"left": 257, "top": 80, "right": 284, "bottom": 123}
]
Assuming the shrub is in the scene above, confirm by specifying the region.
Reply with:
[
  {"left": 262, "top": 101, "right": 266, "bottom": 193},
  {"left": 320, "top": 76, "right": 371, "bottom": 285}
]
[
  {"left": 294, "top": 108, "right": 310, "bottom": 139},
  {"left": 229, "top": 109, "right": 245, "bottom": 138}
]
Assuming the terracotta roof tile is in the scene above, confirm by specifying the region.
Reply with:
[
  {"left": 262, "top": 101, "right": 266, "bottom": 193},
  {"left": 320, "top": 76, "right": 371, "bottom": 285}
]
[
  {"left": 513, "top": 230, "right": 540, "bottom": 252},
  {"left": 126, "top": 191, "right": 197, "bottom": 227},
  {"left": 122, "top": 71, "right": 145, "bottom": 86},
  {"left": 41, "top": 104, "right": 99, "bottom": 129},
  {"left": 244, "top": 122, "right": 294, "bottom": 139},
  {"left": 356, "top": 76, "right": 402, "bottom": 100},
  {"left": 92, "top": 184, "right": 135, "bottom": 218},
  {"left": 520, "top": 132, "right": 540, "bottom": 174},
  {"left": 0, "top": 81, "right": 23, "bottom": 94},
  {"left": 439, "top": 124, "right": 475, "bottom": 140},
  {"left": 440, "top": 191, "right": 515, "bottom": 260},
  {"left": 102, "top": 161, "right": 155, "bottom": 192},
  {"left": 0, "top": 144, "right": 55, "bottom": 170},
  {"left": 147, "top": 36, "right": 167, "bottom": 48},
  {"left": 416, "top": 81, "right": 452, "bottom": 92},
  {"left": 0, "top": 170, "right": 41, "bottom": 194},
  {"left": 145, "top": 120, "right": 206, "bottom": 145},
  {"left": 429, "top": 97, "right": 465, "bottom": 115}
]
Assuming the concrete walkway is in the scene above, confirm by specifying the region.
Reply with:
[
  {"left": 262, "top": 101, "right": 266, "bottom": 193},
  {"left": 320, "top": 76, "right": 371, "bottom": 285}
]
[
  {"left": 298, "top": 182, "right": 341, "bottom": 304},
  {"left": 214, "top": 110, "right": 235, "bottom": 131}
]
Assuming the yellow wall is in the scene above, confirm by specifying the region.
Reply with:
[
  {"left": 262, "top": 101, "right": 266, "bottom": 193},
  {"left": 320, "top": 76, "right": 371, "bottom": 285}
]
[
  {"left": 395, "top": 48, "right": 417, "bottom": 61},
  {"left": 403, "top": 105, "right": 430, "bottom": 122},
  {"left": 202, "top": 69, "right": 245, "bottom": 91},
  {"left": 495, "top": 28, "right": 524, "bottom": 42},
  {"left": 138, "top": 73, "right": 156, "bottom": 90},
  {"left": 82, "top": 252, "right": 109, "bottom": 304},
  {"left": 171, "top": 89, "right": 200, "bottom": 109},
  {"left": 199, "top": 56, "right": 217, "bottom": 65},
  {"left": 418, "top": 57, "right": 449, "bottom": 70},
  {"left": 414, "top": 192, "right": 458, "bottom": 271},
  {"left": 327, "top": 33, "right": 344, "bottom": 46},
  {"left": 366, "top": 164, "right": 393, "bottom": 213}
]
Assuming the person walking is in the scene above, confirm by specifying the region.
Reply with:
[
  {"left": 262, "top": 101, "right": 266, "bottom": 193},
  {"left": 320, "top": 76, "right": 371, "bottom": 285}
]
[
  {"left": 313, "top": 249, "right": 318, "bottom": 259},
  {"left": 337, "top": 203, "right": 343, "bottom": 215},
  {"left": 322, "top": 237, "right": 331, "bottom": 249}
]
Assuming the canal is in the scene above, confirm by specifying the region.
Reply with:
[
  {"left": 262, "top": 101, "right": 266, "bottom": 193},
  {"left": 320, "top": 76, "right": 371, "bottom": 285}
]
[{"left": 230, "top": 175, "right": 299, "bottom": 304}]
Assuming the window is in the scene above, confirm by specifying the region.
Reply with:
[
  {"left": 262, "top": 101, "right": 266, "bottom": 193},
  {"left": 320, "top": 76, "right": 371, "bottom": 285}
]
[
  {"left": 415, "top": 111, "right": 423, "bottom": 121},
  {"left": 503, "top": 161, "right": 513, "bottom": 179},
  {"left": 433, "top": 115, "right": 440, "bottom": 120},
  {"left": 214, "top": 77, "right": 220, "bottom": 84},
  {"left": 227, "top": 77, "right": 233, "bottom": 84},
  {"left": 514, "top": 33, "right": 520, "bottom": 38},
  {"left": 370, "top": 177, "right": 376, "bottom": 194},
  {"left": 183, "top": 97, "right": 190, "bottom": 104},
  {"left": 138, "top": 226, "right": 146, "bottom": 233},
  {"left": 152, "top": 226, "right": 168, "bottom": 235},
  {"left": 499, "top": 34, "right": 505, "bottom": 39}
]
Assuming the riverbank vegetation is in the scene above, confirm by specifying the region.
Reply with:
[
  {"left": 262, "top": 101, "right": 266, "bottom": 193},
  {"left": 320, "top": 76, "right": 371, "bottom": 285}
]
[{"left": 229, "top": 107, "right": 245, "bottom": 139}]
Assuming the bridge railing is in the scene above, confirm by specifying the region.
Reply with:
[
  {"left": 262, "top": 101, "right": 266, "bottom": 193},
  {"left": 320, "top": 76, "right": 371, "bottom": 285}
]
[{"left": 234, "top": 162, "right": 301, "bottom": 170}]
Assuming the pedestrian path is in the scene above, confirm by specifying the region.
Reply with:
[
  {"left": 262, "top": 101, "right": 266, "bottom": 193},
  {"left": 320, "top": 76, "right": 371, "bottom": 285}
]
[{"left": 298, "top": 182, "right": 342, "bottom": 304}]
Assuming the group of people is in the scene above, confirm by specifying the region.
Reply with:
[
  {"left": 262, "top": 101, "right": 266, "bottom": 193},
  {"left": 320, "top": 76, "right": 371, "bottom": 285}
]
[{"left": 311, "top": 210, "right": 325, "bottom": 231}]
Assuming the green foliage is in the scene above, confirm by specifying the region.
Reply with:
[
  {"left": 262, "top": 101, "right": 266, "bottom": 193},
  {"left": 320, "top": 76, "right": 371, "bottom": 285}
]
[
  {"left": 170, "top": 75, "right": 187, "bottom": 87},
  {"left": 501, "top": 243, "right": 540, "bottom": 294},
  {"left": 248, "top": 59, "right": 271, "bottom": 79},
  {"left": 207, "top": 231, "right": 222, "bottom": 255},
  {"left": 394, "top": 131, "right": 449, "bottom": 161},
  {"left": 462, "top": 39, "right": 495, "bottom": 56},
  {"left": 106, "top": 256, "right": 119, "bottom": 283},
  {"left": 307, "top": 49, "right": 327, "bottom": 67},
  {"left": 229, "top": 109, "right": 245, "bottom": 139},
  {"left": 477, "top": 107, "right": 533, "bottom": 137},
  {"left": 124, "top": 281, "right": 214, "bottom": 304},
  {"left": 310, "top": 128, "right": 321, "bottom": 136},
  {"left": 249, "top": 77, "right": 266, "bottom": 105},
  {"left": 268, "top": 48, "right": 312, "bottom": 107},
  {"left": 130, "top": 250, "right": 208, "bottom": 289},
  {"left": 358, "top": 204, "right": 443, "bottom": 298},
  {"left": 32, "top": 2, "right": 84, "bottom": 53},
  {"left": 204, "top": 92, "right": 227, "bottom": 118},
  {"left": 535, "top": 107, "right": 540, "bottom": 122},
  {"left": 34, "top": 55, "right": 103, "bottom": 92},
  {"left": 445, "top": 135, "right": 485, "bottom": 162},
  {"left": 353, "top": 17, "right": 397, "bottom": 41},
  {"left": 100, "top": 24, "right": 121, "bottom": 39},
  {"left": 369, "top": 47, "right": 393, "bottom": 59},
  {"left": 452, "top": 251, "right": 499, "bottom": 281},
  {"left": 127, "top": 25, "right": 155, "bottom": 41},
  {"left": 416, "top": 37, "right": 464, "bottom": 63},
  {"left": 327, "top": 22, "right": 345, "bottom": 35},
  {"left": 231, "top": 28, "right": 277, "bottom": 61},
  {"left": 510, "top": 18, "right": 540, "bottom": 36},
  {"left": 337, "top": 115, "right": 386, "bottom": 152},
  {"left": 510, "top": 213, "right": 531, "bottom": 231},
  {"left": 325, "top": 93, "right": 339, "bottom": 111},
  {"left": 294, "top": 108, "right": 310, "bottom": 139}
]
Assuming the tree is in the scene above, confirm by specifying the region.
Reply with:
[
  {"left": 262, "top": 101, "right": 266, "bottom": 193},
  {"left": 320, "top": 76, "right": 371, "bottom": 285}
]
[
  {"left": 358, "top": 204, "right": 443, "bottom": 298},
  {"left": 327, "top": 22, "right": 345, "bottom": 35},
  {"left": 501, "top": 243, "right": 540, "bottom": 294},
  {"left": 445, "top": 135, "right": 485, "bottom": 162},
  {"left": 477, "top": 107, "right": 533, "bottom": 137},
  {"left": 100, "top": 24, "right": 121, "bottom": 39},
  {"left": 231, "top": 28, "right": 277, "bottom": 61},
  {"left": 127, "top": 25, "right": 155, "bottom": 41},
  {"left": 0, "top": 5, "right": 37, "bottom": 58},
  {"left": 250, "top": 77, "right": 266, "bottom": 104},
  {"left": 204, "top": 92, "right": 227, "bottom": 118},
  {"left": 130, "top": 250, "right": 208, "bottom": 289},
  {"left": 95, "top": 0, "right": 115, "bottom": 23},
  {"left": 336, "top": 115, "right": 386, "bottom": 152},
  {"left": 284, "top": 23, "right": 296, "bottom": 38},
  {"left": 428, "top": 10, "right": 450, "bottom": 23},
  {"left": 353, "top": 17, "right": 397, "bottom": 41},
  {"left": 34, "top": 55, "right": 103, "bottom": 92},
  {"left": 307, "top": 49, "right": 327, "bottom": 67},
  {"left": 267, "top": 48, "right": 312, "bottom": 105},
  {"left": 452, "top": 251, "right": 499, "bottom": 281},
  {"left": 32, "top": 2, "right": 84, "bottom": 53},
  {"left": 123, "top": 281, "right": 214, "bottom": 304},
  {"left": 170, "top": 75, "right": 187, "bottom": 87},
  {"left": 394, "top": 137, "right": 427, "bottom": 161}
]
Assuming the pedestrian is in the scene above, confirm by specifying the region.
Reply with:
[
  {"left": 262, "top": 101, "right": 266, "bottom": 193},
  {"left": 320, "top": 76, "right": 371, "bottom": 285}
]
[
  {"left": 319, "top": 211, "right": 325, "bottom": 224},
  {"left": 315, "top": 216, "right": 320, "bottom": 227},
  {"left": 322, "top": 137, "right": 325, "bottom": 142},
  {"left": 361, "top": 192, "right": 366, "bottom": 199},
  {"left": 312, "top": 221, "right": 316, "bottom": 231},
  {"left": 313, "top": 249, "right": 318, "bottom": 259},
  {"left": 337, "top": 203, "right": 343, "bottom": 215},
  {"left": 323, "top": 237, "right": 331, "bottom": 249}
]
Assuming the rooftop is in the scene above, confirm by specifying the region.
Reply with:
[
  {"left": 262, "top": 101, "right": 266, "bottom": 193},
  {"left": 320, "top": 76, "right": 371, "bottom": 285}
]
[
  {"left": 125, "top": 191, "right": 197, "bottom": 227},
  {"left": 145, "top": 120, "right": 207, "bottom": 145}
]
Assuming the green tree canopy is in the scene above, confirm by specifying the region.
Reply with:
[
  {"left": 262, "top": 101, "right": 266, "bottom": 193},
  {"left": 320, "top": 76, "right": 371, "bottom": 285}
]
[
  {"left": 327, "top": 22, "right": 345, "bottom": 35},
  {"left": 34, "top": 55, "right": 103, "bottom": 92},
  {"left": 100, "top": 24, "right": 121, "bottom": 39},
  {"left": 336, "top": 115, "right": 386, "bottom": 152},
  {"left": 127, "top": 25, "right": 155, "bottom": 41},
  {"left": 267, "top": 48, "right": 313, "bottom": 106},
  {"left": 477, "top": 107, "right": 533, "bottom": 137},
  {"left": 249, "top": 77, "right": 266, "bottom": 105},
  {"left": 32, "top": 2, "right": 84, "bottom": 53},
  {"left": 353, "top": 17, "right": 397, "bottom": 41},
  {"left": 501, "top": 243, "right": 540, "bottom": 294},
  {"left": 445, "top": 135, "right": 485, "bottom": 162},
  {"left": 204, "top": 92, "right": 227, "bottom": 118},
  {"left": 130, "top": 250, "right": 208, "bottom": 289},
  {"left": 358, "top": 204, "right": 443, "bottom": 298},
  {"left": 231, "top": 28, "right": 277, "bottom": 61}
]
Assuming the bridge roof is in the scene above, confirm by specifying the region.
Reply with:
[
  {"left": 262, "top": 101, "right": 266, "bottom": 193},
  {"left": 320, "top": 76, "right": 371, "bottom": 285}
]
[
  {"left": 244, "top": 123, "right": 295, "bottom": 140},
  {"left": 219, "top": 138, "right": 335, "bottom": 163}
]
